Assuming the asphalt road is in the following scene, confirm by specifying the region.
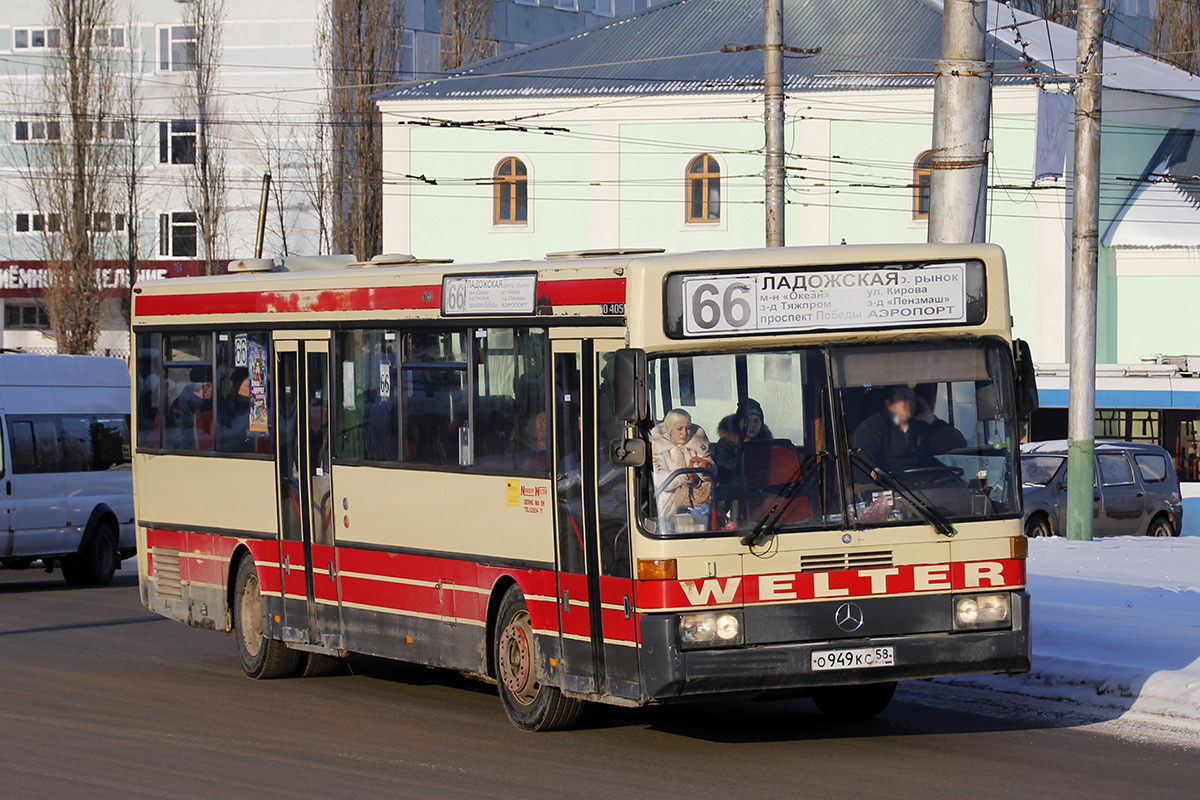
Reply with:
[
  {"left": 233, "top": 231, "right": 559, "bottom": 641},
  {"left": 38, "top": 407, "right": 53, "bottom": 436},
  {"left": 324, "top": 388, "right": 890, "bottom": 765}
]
[{"left": 1, "top": 566, "right": 1196, "bottom": 800}]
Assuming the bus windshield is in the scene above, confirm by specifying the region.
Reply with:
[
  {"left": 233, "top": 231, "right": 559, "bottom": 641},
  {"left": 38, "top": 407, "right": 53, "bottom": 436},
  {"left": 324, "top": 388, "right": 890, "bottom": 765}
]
[{"left": 640, "top": 340, "right": 1018, "bottom": 536}]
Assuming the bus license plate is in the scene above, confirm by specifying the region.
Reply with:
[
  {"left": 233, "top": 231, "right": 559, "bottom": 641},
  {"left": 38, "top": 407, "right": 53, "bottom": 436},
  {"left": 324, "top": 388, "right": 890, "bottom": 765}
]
[{"left": 811, "top": 646, "right": 895, "bottom": 672}]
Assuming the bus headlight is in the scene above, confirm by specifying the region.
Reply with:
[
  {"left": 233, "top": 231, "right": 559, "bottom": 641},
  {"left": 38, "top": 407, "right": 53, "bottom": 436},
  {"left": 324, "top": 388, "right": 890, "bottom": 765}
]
[
  {"left": 679, "top": 611, "right": 744, "bottom": 650},
  {"left": 953, "top": 593, "right": 1011, "bottom": 630}
]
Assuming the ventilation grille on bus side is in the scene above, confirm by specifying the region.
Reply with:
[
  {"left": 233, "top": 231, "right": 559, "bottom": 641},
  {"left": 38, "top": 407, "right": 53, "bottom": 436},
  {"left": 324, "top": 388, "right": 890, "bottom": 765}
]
[
  {"left": 153, "top": 547, "right": 182, "bottom": 599},
  {"left": 800, "top": 551, "right": 893, "bottom": 573}
]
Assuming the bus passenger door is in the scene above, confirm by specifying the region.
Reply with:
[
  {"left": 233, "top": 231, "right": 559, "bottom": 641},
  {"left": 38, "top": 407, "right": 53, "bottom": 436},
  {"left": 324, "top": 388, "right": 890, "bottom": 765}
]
[
  {"left": 274, "top": 335, "right": 342, "bottom": 651},
  {"left": 551, "top": 339, "right": 638, "bottom": 700}
]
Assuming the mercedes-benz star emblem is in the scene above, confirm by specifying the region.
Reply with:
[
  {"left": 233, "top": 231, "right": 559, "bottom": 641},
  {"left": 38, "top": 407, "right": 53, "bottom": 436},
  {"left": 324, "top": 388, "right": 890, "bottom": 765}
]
[{"left": 834, "top": 602, "right": 865, "bottom": 632}]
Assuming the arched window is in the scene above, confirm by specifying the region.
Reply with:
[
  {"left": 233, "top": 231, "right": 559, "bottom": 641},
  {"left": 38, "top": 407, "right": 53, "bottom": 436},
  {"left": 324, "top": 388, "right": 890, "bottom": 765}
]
[
  {"left": 494, "top": 156, "right": 528, "bottom": 225},
  {"left": 913, "top": 150, "right": 932, "bottom": 220},
  {"left": 687, "top": 154, "right": 721, "bottom": 223}
]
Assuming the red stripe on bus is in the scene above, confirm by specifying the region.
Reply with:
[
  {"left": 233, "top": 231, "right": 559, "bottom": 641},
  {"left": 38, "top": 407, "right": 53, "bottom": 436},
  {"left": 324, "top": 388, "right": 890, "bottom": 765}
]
[
  {"left": 135, "top": 277, "right": 623, "bottom": 317},
  {"left": 537, "top": 278, "right": 625, "bottom": 306},
  {"left": 636, "top": 558, "right": 1027, "bottom": 610},
  {"left": 135, "top": 285, "right": 442, "bottom": 317}
]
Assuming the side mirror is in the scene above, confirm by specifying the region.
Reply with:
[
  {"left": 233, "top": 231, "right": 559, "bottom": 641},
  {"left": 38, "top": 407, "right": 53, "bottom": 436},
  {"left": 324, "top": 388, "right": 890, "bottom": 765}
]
[
  {"left": 1013, "top": 339, "right": 1039, "bottom": 418},
  {"left": 609, "top": 438, "right": 647, "bottom": 468},
  {"left": 613, "top": 348, "right": 648, "bottom": 423}
]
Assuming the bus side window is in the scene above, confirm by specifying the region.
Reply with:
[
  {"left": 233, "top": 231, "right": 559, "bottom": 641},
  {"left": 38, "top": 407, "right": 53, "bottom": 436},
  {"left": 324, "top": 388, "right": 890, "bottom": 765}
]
[
  {"left": 162, "top": 333, "right": 214, "bottom": 452},
  {"left": 597, "top": 352, "right": 630, "bottom": 579},
  {"left": 400, "top": 331, "right": 468, "bottom": 467},
  {"left": 334, "top": 330, "right": 399, "bottom": 462},
  {"left": 473, "top": 327, "right": 547, "bottom": 472},
  {"left": 136, "top": 332, "right": 163, "bottom": 448},
  {"left": 554, "top": 353, "right": 586, "bottom": 575},
  {"left": 215, "top": 331, "right": 272, "bottom": 455}
]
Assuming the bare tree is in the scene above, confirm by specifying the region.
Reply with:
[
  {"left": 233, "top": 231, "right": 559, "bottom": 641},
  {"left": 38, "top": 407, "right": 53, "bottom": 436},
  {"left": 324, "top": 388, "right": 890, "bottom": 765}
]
[
  {"left": 1008, "top": 1, "right": 1074, "bottom": 25},
  {"left": 1150, "top": 0, "right": 1200, "bottom": 74},
  {"left": 117, "top": 8, "right": 150, "bottom": 325},
  {"left": 323, "top": 0, "right": 405, "bottom": 259},
  {"left": 297, "top": 102, "right": 335, "bottom": 255},
  {"left": 15, "top": 0, "right": 123, "bottom": 354},
  {"left": 253, "top": 102, "right": 306, "bottom": 256},
  {"left": 180, "top": 0, "right": 229, "bottom": 275},
  {"left": 440, "top": 0, "right": 497, "bottom": 71}
]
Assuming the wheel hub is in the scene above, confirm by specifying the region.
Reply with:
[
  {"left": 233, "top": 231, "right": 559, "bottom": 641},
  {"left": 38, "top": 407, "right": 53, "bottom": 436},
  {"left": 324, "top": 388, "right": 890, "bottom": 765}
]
[{"left": 499, "top": 621, "right": 532, "bottom": 695}]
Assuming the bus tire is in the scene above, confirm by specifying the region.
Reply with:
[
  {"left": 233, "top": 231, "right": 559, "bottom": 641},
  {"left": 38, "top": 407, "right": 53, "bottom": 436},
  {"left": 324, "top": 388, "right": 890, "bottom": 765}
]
[
  {"left": 1024, "top": 514, "right": 1053, "bottom": 539},
  {"left": 494, "top": 585, "right": 583, "bottom": 732},
  {"left": 812, "top": 681, "right": 897, "bottom": 721},
  {"left": 233, "top": 556, "right": 301, "bottom": 680},
  {"left": 1147, "top": 515, "right": 1176, "bottom": 538},
  {"left": 296, "top": 652, "right": 346, "bottom": 678}
]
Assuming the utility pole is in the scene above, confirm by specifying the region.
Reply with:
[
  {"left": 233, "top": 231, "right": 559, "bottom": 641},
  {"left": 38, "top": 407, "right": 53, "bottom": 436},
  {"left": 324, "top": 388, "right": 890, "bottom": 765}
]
[
  {"left": 764, "top": 0, "right": 785, "bottom": 247},
  {"left": 1066, "top": 0, "right": 1105, "bottom": 541},
  {"left": 928, "top": 0, "right": 990, "bottom": 244},
  {"left": 254, "top": 172, "right": 272, "bottom": 259}
]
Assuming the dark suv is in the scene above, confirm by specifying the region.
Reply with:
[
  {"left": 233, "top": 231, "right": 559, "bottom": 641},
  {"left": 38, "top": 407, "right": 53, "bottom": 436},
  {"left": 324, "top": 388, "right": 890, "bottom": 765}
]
[{"left": 1020, "top": 440, "right": 1183, "bottom": 537}]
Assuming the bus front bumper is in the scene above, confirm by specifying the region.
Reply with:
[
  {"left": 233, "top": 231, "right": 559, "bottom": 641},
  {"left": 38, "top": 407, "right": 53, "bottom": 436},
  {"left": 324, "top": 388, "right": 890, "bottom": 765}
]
[{"left": 638, "top": 591, "right": 1031, "bottom": 700}]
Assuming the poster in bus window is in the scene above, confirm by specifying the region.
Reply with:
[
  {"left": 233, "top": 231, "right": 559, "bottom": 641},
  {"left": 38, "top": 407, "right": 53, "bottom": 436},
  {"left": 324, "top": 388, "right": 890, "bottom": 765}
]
[{"left": 248, "top": 342, "right": 268, "bottom": 433}]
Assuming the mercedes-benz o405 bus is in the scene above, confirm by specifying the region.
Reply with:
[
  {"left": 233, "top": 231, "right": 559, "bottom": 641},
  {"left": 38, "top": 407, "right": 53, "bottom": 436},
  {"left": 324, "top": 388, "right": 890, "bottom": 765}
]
[{"left": 132, "top": 244, "right": 1035, "bottom": 730}]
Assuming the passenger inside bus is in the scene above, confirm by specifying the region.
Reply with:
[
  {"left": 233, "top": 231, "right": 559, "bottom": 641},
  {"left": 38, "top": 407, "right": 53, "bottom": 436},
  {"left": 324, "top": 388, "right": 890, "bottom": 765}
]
[
  {"left": 166, "top": 366, "right": 213, "bottom": 450},
  {"left": 516, "top": 411, "right": 549, "bottom": 471},
  {"left": 914, "top": 394, "right": 968, "bottom": 455},
  {"left": 711, "top": 398, "right": 774, "bottom": 484},
  {"left": 650, "top": 409, "right": 713, "bottom": 528},
  {"left": 218, "top": 367, "right": 252, "bottom": 452}
]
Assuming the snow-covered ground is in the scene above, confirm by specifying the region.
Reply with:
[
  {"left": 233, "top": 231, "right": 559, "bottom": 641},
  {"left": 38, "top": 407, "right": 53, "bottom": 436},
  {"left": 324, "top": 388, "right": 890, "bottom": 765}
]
[{"left": 932, "top": 536, "right": 1200, "bottom": 745}]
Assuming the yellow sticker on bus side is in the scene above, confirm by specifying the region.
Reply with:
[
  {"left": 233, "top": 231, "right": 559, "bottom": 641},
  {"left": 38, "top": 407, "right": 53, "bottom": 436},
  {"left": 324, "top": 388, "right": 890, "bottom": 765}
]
[{"left": 506, "top": 479, "right": 520, "bottom": 507}]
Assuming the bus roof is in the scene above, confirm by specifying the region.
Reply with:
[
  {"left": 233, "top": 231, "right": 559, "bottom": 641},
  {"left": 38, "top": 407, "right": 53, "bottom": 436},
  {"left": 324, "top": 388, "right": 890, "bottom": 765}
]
[{"left": 132, "top": 243, "right": 1010, "bottom": 349}]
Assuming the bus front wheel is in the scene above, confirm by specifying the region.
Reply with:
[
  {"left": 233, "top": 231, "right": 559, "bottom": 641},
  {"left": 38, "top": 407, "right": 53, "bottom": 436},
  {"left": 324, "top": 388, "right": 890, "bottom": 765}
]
[
  {"left": 233, "top": 557, "right": 301, "bottom": 679},
  {"left": 494, "top": 585, "right": 583, "bottom": 732},
  {"left": 812, "top": 681, "right": 897, "bottom": 721}
]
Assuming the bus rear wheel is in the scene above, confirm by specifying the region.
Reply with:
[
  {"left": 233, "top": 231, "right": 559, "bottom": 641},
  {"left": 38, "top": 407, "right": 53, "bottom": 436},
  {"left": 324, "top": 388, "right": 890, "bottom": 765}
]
[
  {"left": 494, "top": 585, "right": 583, "bottom": 732},
  {"left": 233, "top": 557, "right": 301, "bottom": 679},
  {"left": 812, "top": 681, "right": 897, "bottom": 721}
]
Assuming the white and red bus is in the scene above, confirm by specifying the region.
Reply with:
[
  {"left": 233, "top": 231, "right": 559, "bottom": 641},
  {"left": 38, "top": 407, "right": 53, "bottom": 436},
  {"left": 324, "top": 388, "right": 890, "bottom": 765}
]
[{"left": 133, "top": 244, "right": 1035, "bottom": 730}]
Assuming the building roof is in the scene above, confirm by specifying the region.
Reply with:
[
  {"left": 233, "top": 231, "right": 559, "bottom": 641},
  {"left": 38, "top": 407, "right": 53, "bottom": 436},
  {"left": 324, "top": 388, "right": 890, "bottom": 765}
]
[{"left": 377, "top": 0, "right": 1199, "bottom": 102}]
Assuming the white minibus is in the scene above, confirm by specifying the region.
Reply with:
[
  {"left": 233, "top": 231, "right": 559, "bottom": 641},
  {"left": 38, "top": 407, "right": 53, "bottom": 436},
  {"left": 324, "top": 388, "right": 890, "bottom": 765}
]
[{"left": 0, "top": 354, "right": 134, "bottom": 585}]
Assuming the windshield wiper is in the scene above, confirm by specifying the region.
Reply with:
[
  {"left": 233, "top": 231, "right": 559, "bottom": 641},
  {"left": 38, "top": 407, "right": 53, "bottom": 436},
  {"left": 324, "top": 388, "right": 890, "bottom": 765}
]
[
  {"left": 848, "top": 449, "right": 957, "bottom": 538},
  {"left": 741, "top": 453, "right": 822, "bottom": 548}
]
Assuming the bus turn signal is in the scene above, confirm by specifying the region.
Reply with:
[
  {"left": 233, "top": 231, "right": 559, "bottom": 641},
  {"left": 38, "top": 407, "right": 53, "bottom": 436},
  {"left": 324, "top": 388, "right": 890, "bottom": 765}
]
[{"left": 637, "top": 559, "right": 677, "bottom": 581}]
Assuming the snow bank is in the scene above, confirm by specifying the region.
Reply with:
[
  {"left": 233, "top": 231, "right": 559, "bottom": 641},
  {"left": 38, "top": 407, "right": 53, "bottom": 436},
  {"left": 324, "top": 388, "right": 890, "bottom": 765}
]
[{"left": 949, "top": 537, "right": 1200, "bottom": 732}]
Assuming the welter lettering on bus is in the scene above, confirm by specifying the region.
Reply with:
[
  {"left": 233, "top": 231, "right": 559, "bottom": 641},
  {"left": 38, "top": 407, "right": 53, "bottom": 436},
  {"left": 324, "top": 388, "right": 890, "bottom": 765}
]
[{"left": 132, "top": 244, "right": 1032, "bottom": 733}]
